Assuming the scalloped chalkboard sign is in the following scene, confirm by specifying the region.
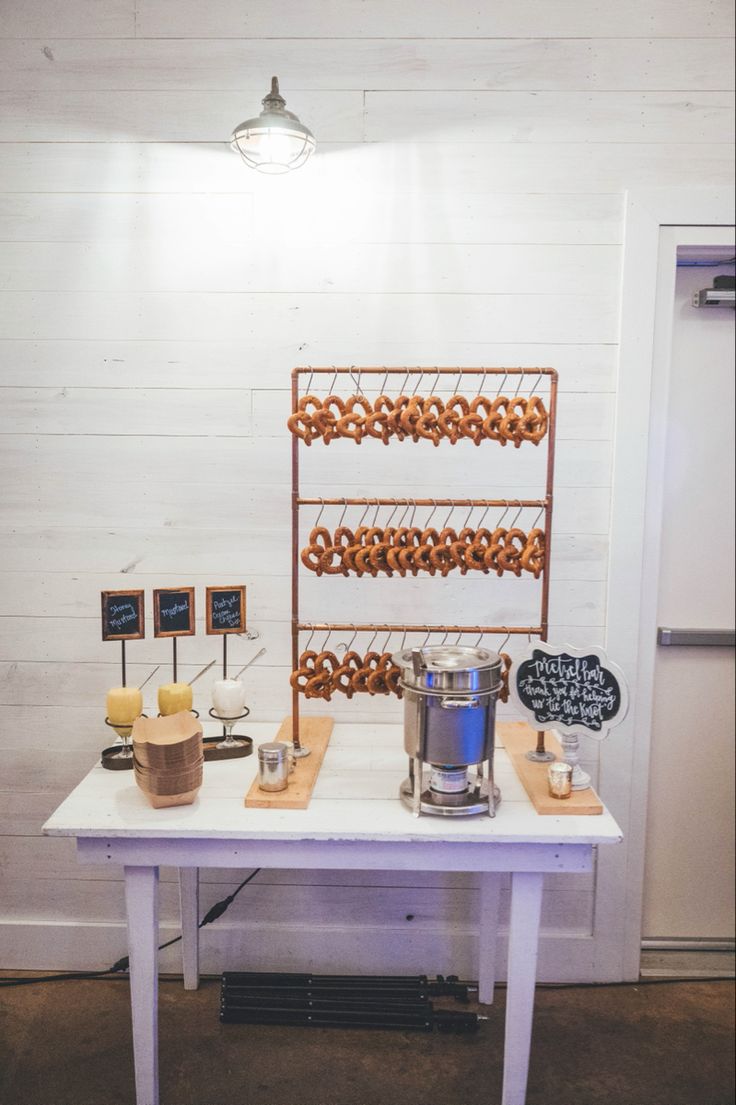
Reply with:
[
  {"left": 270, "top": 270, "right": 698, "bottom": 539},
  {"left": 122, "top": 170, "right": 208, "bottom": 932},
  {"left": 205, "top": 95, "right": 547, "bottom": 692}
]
[
  {"left": 509, "top": 642, "right": 629, "bottom": 740},
  {"left": 101, "top": 589, "right": 145, "bottom": 641}
]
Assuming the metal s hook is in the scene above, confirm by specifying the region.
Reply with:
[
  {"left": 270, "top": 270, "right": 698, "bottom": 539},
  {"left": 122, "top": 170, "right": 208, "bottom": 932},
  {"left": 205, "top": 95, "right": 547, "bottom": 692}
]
[
  {"left": 409, "top": 499, "right": 418, "bottom": 527},
  {"left": 509, "top": 499, "right": 524, "bottom": 529},
  {"left": 304, "top": 623, "right": 316, "bottom": 652},
  {"left": 305, "top": 367, "right": 314, "bottom": 395},
  {"left": 381, "top": 624, "right": 392, "bottom": 653},
  {"left": 357, "top": 500, "right": 371, "bottom": 528},
  {"left": 400, "top": 369, "right": 410, "bottom": 394},
  {"left": 531, "top": 503, "right": 545, "bottom": 528},
  {"left": 384, "top": 499, "right": 399, "bottom": 528},
  {"left": 410, "top": 371, "right": 422, "bottom": 397},
  {"left": 474, "top": 629, "right": 484, "bottom": 647},
  {"left": 315, "top": 496, "right": 326, "bottom": 527},
  {"left": 366, "top": 626, "right": 379, "bottom": 653},
  {"left": 337, "top": 497, "right": 349, "bottom": 527},
  {"left": 425, "top": 499, "right": 438, "bottom": 528},
  {"left": 499, "top": 626, "right": 511, "bottom": 652},
  {"left": 422, "top": 624, "right": 432, "bottom": 647},
  {"left": 475, "top": 368, "right": 487, "bottom": 396},
  {"left": 442, "top": 502, "right": 455, "bottom": 528},
  {"left": 495, "top": 370, "right": 508, "bottom": 398},
  {"left": 380, "top": 369, "right": 389, "bottom": 394},
  {"left": 329, "top": 368, "right": 338, "bottom": 393},
  {"left": 529, "top": 370, "right": 544, "bottom": 398}
]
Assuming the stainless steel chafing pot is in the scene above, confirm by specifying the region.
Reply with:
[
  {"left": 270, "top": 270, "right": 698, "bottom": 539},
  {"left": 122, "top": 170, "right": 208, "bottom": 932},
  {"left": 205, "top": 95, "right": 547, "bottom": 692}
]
[{"left": 391, "top": 644, "right": 503, "bottom": 818}]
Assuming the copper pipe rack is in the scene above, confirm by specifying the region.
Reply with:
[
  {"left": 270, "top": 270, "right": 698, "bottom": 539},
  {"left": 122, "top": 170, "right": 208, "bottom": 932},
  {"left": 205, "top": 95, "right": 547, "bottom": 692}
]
[{"left": 290, "top": 366, "right": 558, "bottom": 754}]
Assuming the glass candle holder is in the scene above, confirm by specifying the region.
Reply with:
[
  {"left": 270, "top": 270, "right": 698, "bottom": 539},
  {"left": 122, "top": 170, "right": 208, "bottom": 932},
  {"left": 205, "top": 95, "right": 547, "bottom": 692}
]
[{"left": 548, "top": 761, "right": 573, "bottom": 800}]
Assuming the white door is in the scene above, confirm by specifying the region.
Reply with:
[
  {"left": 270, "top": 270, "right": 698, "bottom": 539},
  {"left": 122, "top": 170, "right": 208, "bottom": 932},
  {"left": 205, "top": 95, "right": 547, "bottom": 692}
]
[{"left": 642, "top": 230, "right": 735, "bottom": 941}]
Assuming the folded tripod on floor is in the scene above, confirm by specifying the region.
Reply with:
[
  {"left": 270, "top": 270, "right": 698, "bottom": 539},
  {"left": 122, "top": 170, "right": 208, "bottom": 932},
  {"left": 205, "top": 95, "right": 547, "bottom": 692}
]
[{"left": 220, "top": 972, "right": 486, "bottom": 1034}]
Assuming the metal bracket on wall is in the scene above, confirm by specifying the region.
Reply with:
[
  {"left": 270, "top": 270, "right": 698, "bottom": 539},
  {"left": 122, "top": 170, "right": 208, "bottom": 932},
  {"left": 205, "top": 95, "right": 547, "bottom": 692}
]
[{"left": 657, "top": 627, "right": 735, "bottom": 647}]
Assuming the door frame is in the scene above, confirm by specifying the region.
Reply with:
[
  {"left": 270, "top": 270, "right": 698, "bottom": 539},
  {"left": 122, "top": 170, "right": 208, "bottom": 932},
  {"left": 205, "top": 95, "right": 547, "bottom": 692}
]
[{"left": 601, "top": 188, "right": 735, "bottom": 978}]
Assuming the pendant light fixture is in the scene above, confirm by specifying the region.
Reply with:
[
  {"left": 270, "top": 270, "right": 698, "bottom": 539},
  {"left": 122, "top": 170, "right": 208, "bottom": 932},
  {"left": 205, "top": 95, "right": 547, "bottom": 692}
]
[{"left": 230, "top": 76, "right": 316, "bottom": 174}]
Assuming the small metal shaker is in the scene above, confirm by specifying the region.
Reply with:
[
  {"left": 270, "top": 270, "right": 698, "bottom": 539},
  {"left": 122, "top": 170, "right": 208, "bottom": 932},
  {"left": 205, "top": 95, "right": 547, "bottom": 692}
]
[{"left": 257, "top": 741, "right": 295, "bottom": 792}]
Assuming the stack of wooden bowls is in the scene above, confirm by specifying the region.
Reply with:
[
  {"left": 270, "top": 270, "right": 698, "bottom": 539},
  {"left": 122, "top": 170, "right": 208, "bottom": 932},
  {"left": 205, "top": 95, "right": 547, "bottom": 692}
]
[{"left": 131, "top": 711, "right": 204, "bottom": 808}]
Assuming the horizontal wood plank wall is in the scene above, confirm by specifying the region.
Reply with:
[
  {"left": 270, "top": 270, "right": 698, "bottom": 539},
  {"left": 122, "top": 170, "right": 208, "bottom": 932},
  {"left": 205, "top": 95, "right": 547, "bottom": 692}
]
[{"left": 0, "top": 0, "right": 733, "bottom": 977}]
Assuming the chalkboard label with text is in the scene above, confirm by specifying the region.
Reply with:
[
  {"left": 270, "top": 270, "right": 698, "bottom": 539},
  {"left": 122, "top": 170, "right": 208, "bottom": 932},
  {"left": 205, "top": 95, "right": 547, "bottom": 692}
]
[
  {"left": 510, "top": 642, "right": 629, "bottom": 739},
  {"left": 101, "top": 589, "right": 145, "bottom": 641},
  {"left": 153, "top": 587, "right": 195, "bottom": 638},
  {"left": 206, "top": 586, "right": 246, "bottom": 635}
]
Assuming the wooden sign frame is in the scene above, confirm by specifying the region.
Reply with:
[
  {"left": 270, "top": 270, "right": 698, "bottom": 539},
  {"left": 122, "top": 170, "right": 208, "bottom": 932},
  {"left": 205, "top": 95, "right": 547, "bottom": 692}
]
[
  {"left": 153, "top": 587, "right": 196, "bottom": 638},
  {"left": 101, "top": 589, "right": 145, "bottom": 641},
  {"left": 206, "top": 586, "right": 246, "bottom": 635}
]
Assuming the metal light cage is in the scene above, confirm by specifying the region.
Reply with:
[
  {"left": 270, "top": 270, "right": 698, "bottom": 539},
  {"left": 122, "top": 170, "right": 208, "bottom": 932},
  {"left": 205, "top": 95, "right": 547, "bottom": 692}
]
[{"left": 230, "top": 76, "right": 316, "bottom": 174}]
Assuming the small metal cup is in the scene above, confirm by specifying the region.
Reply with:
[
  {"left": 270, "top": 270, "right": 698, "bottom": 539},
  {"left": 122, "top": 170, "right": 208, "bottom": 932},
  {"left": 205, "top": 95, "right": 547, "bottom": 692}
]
[
  {"left": 257, "top": 741, "right": 295, "bottom": 792},
  {"left": 548, "top": 761, "right": 573, "bottom": 799}
]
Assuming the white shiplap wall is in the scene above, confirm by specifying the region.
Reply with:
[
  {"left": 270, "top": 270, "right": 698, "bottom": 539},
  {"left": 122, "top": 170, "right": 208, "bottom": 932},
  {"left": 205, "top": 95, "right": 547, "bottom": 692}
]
[{"left": 0, "top": 0, "right": 734, "bottom": 979}]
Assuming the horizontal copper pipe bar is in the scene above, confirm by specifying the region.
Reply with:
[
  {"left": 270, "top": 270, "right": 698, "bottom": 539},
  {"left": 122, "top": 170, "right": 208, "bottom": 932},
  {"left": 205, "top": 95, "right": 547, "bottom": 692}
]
[
  {"left": 293, "top": 367, "right": 557, "bottom": 376},
  {"left": 297, "top": 623, "right": 542, "bottom": 635},
  {"left": 297, "top": 497, "right": 547, "bottom": 508}
]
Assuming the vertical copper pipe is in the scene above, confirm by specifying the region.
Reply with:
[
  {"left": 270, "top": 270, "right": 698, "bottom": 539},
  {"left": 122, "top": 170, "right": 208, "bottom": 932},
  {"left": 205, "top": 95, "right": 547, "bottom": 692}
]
[
  {"left": 223, "top": 634, "right": 228, "bottom": 678},
  {"left": 291, "top": 369, "right": 301, "bottom": 750},
  {"left": 121, "top": 640, "right": 126, "bottom": 688},
  {"left": 172, "top": 637, "right": 177, "bottom": 683},
  {"left": 534, "top": 370, "right": 558, "bottom": 755}
]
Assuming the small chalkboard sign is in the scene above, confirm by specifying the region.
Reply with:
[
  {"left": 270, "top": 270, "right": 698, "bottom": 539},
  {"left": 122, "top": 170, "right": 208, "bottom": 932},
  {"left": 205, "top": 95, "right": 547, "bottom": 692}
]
[
  {"left": 153, "top": 587, "right": 195, "bottom": 638},
  {"left": 101, "top": 589, "right": 145, "bottom": 641},
  {"left": 206, "top": 586, "right": 246, "bottom": 635},
  {"left": 510, "top": 641, "right": 629, "bottom": 740}
]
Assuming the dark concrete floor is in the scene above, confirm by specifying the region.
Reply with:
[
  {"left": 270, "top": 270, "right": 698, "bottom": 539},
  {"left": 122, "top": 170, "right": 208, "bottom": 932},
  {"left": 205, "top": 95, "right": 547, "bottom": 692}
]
[{"left": 0, "top": 974, "right": 733, "bottom": 1105}]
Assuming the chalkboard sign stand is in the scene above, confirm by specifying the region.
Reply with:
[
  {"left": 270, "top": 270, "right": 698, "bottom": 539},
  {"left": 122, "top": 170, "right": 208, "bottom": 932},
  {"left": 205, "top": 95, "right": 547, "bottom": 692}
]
[{"left": 526, "top": 732, "right": 555, "bottom": 764}]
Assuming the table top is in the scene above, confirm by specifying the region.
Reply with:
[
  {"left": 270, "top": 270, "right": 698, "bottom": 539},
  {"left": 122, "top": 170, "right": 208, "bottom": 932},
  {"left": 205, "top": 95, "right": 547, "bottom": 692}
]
[{"left": 43, "top": 721, "right": 622, "bottom": 846}]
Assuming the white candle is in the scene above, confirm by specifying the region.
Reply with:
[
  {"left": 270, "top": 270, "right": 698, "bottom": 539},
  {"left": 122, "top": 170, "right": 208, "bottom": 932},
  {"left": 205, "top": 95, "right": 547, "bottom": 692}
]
[{"left": 212, "top": 678, "right": 245, "bottom": 718}]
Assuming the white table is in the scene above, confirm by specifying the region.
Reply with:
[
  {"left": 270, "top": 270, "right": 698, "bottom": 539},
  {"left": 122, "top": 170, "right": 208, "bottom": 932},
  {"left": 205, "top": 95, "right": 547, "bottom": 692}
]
[{"left": 43, "top": 722, "right": 622, "bottom": 1105}]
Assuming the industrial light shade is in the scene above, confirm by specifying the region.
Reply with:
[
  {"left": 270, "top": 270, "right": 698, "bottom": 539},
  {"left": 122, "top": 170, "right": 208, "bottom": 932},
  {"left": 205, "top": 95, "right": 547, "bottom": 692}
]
[{"left": 230, "top": 76, "right": 316, "bottom": 174}]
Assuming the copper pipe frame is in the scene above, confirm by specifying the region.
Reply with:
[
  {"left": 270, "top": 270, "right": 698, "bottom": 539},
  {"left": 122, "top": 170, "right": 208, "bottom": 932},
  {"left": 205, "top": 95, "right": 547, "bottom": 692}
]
[{"left": 291, "top": 366, "right": 557, "bottom": 750}]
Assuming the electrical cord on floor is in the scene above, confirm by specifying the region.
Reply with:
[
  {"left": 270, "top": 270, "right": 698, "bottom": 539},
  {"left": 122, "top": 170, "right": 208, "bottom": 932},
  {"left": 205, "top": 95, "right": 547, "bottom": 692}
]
[{"left": 0, "top": 868, "right": 261, "bottom": 989}]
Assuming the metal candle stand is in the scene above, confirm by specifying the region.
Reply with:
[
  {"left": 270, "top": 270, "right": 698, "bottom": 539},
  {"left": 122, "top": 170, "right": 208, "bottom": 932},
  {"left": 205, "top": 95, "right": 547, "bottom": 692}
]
[
  {"left": 290, "top": 367, "right": 559, "bottom": 770},
  {"left": 204, "top": 635, "right": 254, "bottom": 761}
]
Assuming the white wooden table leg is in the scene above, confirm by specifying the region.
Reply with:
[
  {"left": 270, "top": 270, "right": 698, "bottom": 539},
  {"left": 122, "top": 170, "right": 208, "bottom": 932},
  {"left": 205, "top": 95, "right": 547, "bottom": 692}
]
[
  {"left": 501, "top": 871, "right": 544, "bottom": 1105},
  {"left": 124, "top": 865, "right": 159, "bottom": 1105},
  {"left": 178, "top": 867, "right": 200, "bottom": 990},
  {"left": 478, "top": 872, "right": 501, "bottom": 1004}
]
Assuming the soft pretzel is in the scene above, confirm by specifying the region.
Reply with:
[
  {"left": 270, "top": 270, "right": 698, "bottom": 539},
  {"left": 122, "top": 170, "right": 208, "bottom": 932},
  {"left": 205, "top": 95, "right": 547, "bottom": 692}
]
[
  {"left": 479, "top": 395, "right": 506, "bottom": 445},
  {"left": 500, "top": 397, "right": 527, "bottom": 448},
  {"left": 459, "top": 410, "right": 485, "bottom": 446},
  {"left": 520, "top": 527, "right": 545, "bottom": 578},
  {"left": 496, "top": 527, "right": 525, "bottom": 576},
  {"left": 519, "top": 396, "right": 548, "bottom": 445},
  {"left": 498, "top": 652, "right": 512, "bottom": 703},
  {"left": 287, "top": 410, "right": 321, "bottom": 444}
]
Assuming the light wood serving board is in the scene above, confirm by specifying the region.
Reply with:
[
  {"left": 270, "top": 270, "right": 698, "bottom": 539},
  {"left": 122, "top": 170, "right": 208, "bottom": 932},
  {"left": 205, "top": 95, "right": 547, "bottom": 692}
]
[
  {"left": 499, "top": 721, "right": 603, "bottom": 816},
  {"left": 244, "top": 716, "right": 333, "bottom": 810}
]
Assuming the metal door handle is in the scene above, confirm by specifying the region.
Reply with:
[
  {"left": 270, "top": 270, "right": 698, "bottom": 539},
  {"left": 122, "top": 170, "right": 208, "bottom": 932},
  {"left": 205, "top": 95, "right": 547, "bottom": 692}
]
[{"left": 657, "top": 628, "right": 735, "bottom": 647}]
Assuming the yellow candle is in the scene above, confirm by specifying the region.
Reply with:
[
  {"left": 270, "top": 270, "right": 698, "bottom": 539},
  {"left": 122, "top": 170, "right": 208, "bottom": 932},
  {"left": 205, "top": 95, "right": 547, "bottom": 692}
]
[
  {"left": 158, "top": 682, "right": 193, "bottom": 716},
  {"left": 106, "top": 686, "right": 143, "bottom": 738}
]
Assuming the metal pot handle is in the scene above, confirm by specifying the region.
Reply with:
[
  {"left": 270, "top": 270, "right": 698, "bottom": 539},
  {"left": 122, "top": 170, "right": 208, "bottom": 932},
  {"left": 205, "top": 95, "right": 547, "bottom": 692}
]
[{"left": 439, "top": 695, "right": 480, "bottom": 709}]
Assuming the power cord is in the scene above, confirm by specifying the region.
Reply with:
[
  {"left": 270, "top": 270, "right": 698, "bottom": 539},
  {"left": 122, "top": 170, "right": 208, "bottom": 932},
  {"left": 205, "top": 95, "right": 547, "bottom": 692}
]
[{"left": 0, "top": 868, "right": 261, "bottom": 989}]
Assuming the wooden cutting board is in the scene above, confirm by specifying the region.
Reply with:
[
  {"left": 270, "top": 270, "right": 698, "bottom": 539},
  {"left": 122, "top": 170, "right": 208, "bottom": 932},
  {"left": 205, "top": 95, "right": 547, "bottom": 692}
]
[
  {"left": 244, "top": 716, "right": 333, "bottom": 810},
  {"left": 499, "top": 721, "right": 603, "bottom": 816}
]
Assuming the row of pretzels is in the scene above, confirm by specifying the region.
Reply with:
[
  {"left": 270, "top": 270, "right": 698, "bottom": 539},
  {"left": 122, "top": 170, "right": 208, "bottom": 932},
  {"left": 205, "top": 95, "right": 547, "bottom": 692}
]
[
  {"left": 290, "top": 649, "right": 512, "bottom": 702},
  {"left": 301, "top": 524, "right": 545, "bottom": 579},
  {"left": 287, "top": 392, "right": 548, "bottom": 447}
]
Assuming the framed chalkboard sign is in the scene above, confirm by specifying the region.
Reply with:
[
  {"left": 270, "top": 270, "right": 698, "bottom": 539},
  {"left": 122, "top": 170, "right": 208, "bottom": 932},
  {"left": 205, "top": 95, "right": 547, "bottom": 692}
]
[
  {"left": 206, "top": 586, "right": 246, "bottom": 635},
  {"left": 510, "top": 641, "right": 629, "bottom": 740},
  {"left": 101, "top": 589, "right": 145, "bottom": 641},
  {"left": 153, "top": 587, "right": 195, "bottom": 638}
]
